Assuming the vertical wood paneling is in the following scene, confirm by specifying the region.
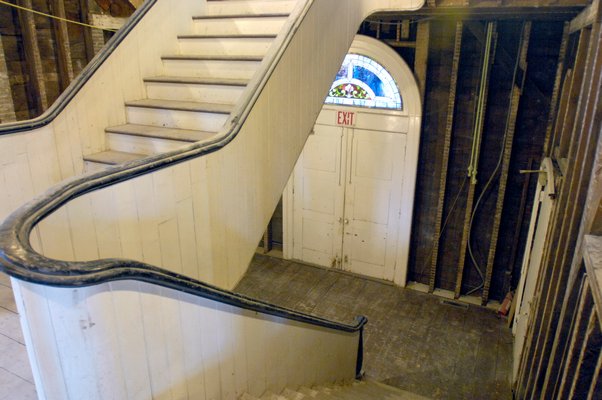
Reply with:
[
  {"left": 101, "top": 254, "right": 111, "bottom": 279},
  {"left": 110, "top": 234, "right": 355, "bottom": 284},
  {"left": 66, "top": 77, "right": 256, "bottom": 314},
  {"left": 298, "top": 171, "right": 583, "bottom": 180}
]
[{"left": 0, "top": 34, "right": 17, "bottom": 123}]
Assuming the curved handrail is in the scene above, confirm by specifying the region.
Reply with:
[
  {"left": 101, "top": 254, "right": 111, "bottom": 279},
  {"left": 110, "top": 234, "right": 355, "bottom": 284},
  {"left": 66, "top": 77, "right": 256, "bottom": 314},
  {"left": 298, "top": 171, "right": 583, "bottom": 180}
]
[
  {"left": 0, "top": 0, "right": 367, "bottom": 336},
  {"left": 0, "top": 0, "right": 159, "bottom": 134}
]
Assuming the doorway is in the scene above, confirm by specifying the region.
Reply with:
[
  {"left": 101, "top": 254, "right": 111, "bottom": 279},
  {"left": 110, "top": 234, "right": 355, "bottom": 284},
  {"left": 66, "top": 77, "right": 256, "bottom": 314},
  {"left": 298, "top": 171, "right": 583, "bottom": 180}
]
[{"left": 283, "top": 35, "right": 422, "bottom": 286}]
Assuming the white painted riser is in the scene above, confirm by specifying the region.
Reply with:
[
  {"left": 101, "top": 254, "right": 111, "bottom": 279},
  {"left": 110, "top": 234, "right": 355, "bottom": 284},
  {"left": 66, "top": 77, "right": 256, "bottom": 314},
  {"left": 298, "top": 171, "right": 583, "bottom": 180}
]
[
  {"left": 83, "top": 161, "right": 110, "bottom": 173},
  {"left": 145, "top": 82, "right": 245, "bottom": 104},
  {"left": 106, "top": 133, "right": 195, "bottom": 156},
  {"left": 162, "top": 59, "right": 261, "bottom": 79},
  {"left": 178, "top": 37, "right": 274, "bottom": 56},
  {"left": 205, "top": 0, "right": 296, "bottom": 16},
  {"left": 192, "top": 17, "right": 287, "bottom": 35},
  {"left": 126, "top": 107, "right": 228, "bottom": 131}
]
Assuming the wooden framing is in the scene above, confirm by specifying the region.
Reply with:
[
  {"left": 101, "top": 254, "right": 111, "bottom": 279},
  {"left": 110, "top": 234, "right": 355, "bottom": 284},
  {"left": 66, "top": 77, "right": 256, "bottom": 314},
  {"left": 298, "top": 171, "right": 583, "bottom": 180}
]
[
  {"left": 455, "top": 22, "right": 496, "bottom": 298},
  {"left": 481, "top": 22, "right": 531, "bottom": 305},
  {"left": 515, "top": 20, "right": 602, "bottom": 398},
  {"left": 0, "top": 34, "right": 17, "bottom": 123},
  {"left": 17, "top": 0, "right": 48, "bottom": 114},
  {"left": 414, "top": 21, "right": 430, "bottom": 105},
  {"left": 49, "top": 0, "right": 75, "bottom": 90},
  {"left": 543, "top": 22, "right": 570, "bottom": 157},
  {"left": 429, "top": 21, "right": 462, "bottom": 293}
]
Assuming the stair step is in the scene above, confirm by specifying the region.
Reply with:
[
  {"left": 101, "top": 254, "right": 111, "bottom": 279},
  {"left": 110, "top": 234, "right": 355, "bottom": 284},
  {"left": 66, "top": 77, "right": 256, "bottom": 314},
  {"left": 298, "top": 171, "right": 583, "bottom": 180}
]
[
  {"left": 83, "top": 150, "right": 145, "bottom": 165},
  {"left": 162, "top": 54, "right": 264, "bottom": 62},
  {"left": 177, "top": 36, "right": 274, "bottom": 57},
  {"left": 161, "top": 56, "right": 261, "bottom": 80},
  {"left": 144, "top": 76, "right": 249, "bottom": 87},
  {"left": 124, "top": 99, "right": 234, "bottom": 114},
  {"left": 105, "top": 124, "right": 217, "bottom": 142},
  {"left": 204, "top": 0, "right": 296, "bottom": 17},
  {"left": 190, "top": 14, "right": 286, "bottom": 35},
  {"left": 179, "top": 33, "right": 277, "bottom": 39},
  {"left": 193, "top": 12, "right": 289, "bottom": 19}
]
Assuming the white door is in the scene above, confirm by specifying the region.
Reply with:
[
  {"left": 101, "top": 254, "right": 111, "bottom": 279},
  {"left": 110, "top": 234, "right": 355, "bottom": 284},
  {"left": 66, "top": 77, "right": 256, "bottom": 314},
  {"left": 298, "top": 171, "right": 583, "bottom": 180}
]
[
  {"left": 291, "top": 110, "right": 407, "bottom": 281},
  {"left": 342, "top": 129, "right": 405, "bottom": 280},
  {"left": 512, "top": 158, "right": 555, "bottom": 379}
]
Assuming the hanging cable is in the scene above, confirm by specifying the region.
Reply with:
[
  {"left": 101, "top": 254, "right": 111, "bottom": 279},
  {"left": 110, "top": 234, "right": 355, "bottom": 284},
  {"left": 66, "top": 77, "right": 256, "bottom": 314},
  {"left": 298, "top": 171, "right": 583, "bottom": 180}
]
[
  {"left": 0, "top": 0, "right": 118, "bottom": 32},
  {"left": 465, "top": 22, "right": 526, "bottom": 296}
]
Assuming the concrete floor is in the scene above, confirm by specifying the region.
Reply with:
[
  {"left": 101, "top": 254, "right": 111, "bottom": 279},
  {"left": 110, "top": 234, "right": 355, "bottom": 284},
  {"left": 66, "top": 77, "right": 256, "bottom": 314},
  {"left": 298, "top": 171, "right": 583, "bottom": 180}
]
[
  {"left": 235, "top": 254, "right": 513, "bottom": 400},
  {"left": 0, "top": 273, "right": 36, "bottom": 399}
]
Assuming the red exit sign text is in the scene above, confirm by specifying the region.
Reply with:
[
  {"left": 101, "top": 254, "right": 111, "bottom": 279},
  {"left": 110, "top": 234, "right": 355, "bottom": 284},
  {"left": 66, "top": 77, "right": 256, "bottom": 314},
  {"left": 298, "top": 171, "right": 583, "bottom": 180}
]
[{"left": 336, "top": 111, "right": 356, "bottom": 127}]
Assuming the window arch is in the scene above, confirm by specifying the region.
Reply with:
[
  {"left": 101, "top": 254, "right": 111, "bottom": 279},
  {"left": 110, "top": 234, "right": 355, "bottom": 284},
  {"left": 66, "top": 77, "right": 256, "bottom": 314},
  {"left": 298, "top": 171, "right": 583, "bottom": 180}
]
[{"left": 324, "top": 54, "right": 403, "bottom": 110}]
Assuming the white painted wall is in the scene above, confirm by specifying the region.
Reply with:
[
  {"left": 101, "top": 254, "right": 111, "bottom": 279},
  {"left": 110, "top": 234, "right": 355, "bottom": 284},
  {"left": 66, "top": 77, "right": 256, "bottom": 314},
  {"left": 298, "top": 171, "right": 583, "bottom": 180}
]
[{"left": 14, "top": 279, "right": 359, "bottom": 400}]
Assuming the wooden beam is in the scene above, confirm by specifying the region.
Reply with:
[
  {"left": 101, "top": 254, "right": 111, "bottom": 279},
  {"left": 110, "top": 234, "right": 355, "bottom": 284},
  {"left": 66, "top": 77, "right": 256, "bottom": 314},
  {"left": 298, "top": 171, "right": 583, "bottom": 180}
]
[
  {"left": 0, "top": 34, "right": 17, "bottom": 123},
  {"left": 544, "top": 22, "right": 570, "bottom": 157},
  {"left": 89, "top": 13, "right": 128, "bottom": 30},
  {"left": 481, "top": 22, "right": 532, "bottom": 306},
  {"left": 17, "top": 0, "right": 48, "bottom": 114},
  {"left": 414, "top": 21, "right": 430, "bottom": 105},
  {"left": 428, "top": 21, "right": 462, "bottom": 293},
  {"left": 49, "top": 0, "right": 74, "bottom": 90},
  {"left": 383, "top": 40, "right": 416, "bottom": 48},
  {"left": 570, "top": 0, "right": 601, "bottom": 33},
  {"left": 79, "top": 0, "right": 95, "bottom": 61},
  {"left": 455, "top": 22, "right": 497, "bottom": 299}
]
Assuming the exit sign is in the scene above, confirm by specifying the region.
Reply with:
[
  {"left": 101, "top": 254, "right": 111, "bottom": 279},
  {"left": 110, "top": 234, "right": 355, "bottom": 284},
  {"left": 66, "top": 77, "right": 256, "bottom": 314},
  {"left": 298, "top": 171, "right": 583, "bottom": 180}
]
[{"left": 336, "top": 111, "right": 356, "bottom": 127}]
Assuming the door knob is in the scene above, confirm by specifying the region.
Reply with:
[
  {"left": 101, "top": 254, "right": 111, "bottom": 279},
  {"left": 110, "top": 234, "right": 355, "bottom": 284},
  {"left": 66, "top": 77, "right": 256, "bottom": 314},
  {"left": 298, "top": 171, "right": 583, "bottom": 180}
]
[{"left": 344, "top": 218, "right": 349, "bottom": 224}]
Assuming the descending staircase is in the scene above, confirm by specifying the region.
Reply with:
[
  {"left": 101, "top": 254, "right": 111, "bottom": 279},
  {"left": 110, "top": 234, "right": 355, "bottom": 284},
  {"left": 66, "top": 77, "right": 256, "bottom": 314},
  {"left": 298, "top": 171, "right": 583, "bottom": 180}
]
[
  {"left": 240, "top": 380, "right": 429, "bottom": 400},
  {"left": 84, "top": 0, "right": 295, "bottom": 171}
]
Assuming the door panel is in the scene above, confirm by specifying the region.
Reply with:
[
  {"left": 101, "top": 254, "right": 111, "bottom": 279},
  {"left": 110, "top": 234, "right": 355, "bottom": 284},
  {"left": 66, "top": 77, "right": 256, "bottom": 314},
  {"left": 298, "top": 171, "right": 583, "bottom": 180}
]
[
  {"left": 292, "top": 124, "right": 345, "bottom": 268},
  {"left": 342, "top": 130, "right": 406, "bottom": 280}
]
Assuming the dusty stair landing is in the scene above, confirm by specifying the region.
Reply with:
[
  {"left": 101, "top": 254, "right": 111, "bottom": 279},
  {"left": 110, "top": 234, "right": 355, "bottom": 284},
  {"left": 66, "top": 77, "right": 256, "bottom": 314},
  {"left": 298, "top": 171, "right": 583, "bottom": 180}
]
[{"left": 240, "top": 380, "right": 430, "bottom": 400}]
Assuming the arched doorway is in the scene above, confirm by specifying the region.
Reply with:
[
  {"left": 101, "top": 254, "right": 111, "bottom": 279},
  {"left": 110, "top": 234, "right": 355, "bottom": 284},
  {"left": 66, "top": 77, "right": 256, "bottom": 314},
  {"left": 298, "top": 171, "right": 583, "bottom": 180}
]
[{"left": 283, "top": 35, "right": 421, "bottom": 286}]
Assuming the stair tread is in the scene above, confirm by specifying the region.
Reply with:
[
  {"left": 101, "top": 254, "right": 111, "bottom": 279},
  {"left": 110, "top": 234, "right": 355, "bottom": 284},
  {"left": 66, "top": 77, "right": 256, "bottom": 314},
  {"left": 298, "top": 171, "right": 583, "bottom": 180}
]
[
  {"left": 105, "top": 124, "right": 218, "bottom": 142},
  {"left": 193, "top": 12, "right": 289, "bottom": 19},
  {"left": 162, "top": 54, "right": 264, "bottom": 62},
  {"left": 83, "top": 150, "right": 146, "bottom": 165},
  {"left": 179, "top": 33, "right": 277, "bottom": 39},
  {"left": 144, "top": 75, "right": 249, "bottom": 86},
  {"left": 125, "top": 99, "right": 234, "bottom": 114}
]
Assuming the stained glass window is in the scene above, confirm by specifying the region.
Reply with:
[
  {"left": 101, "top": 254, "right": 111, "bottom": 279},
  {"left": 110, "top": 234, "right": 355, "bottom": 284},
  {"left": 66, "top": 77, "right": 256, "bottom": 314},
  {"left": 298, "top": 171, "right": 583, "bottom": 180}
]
[{"left": 325, "top": 54, "right": 403, "bottom": 110}]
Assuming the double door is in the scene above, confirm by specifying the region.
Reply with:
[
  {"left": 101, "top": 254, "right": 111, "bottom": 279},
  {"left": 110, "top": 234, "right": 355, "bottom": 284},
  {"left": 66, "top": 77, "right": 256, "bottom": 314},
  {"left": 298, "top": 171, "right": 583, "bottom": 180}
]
[{"left": 292, "top": 118, "right": 406, "bottom": 281}]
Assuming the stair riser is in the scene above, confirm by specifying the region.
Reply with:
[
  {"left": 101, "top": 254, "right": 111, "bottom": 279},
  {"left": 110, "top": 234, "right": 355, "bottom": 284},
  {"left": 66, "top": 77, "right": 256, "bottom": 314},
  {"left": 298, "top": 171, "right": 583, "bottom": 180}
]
[
  {"left": 145, "top": 82, "right": 245, "bottom": 104},
  {"left": 83, "top": 161, "right": 111, "bottom": 173},
  {"left": 178, "top": 37, "right": 273, "bottom": 56},
  {"left": 107, "top": 133, "right": 195, "bottom": 156},
  {"left": 205, "top": 1, "right": 296, "bottom": 16},
  {"left": 126, "top": 107, "right": 228, "bottom": 131},
  {"left": 192, "top": 17, "right": 287, "bottom": 35},
  {"left": 162, "top": 59, "right": 261, "bottom": 80}
]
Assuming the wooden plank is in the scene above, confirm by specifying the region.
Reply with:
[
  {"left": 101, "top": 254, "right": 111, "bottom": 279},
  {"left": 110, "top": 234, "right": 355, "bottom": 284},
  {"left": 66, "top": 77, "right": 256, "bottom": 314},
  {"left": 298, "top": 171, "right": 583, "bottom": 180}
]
[
  {"left": 17, "top": 0, "right": 48, "bottom": 113},
  {"left": 521, "top": 26, "right": 599, "bottom": 399},
  {"left": 49, "top": 0, "right": 74, "bottom": 90},
  {"left": 428, "top": 21, "right": 462, "bottom": 293},
  {"left": 543, "top": 22, "right": 570, "bottom": 157},
  {"left": 569, "top": 308, "right": 601, "bottom": 399},
  {"left": 556, "top": 284, "right": 593, "bottom": 398},
  {"left": 79, "top": 0, "right": 95, "bottom": 61},
  {"left": 414, "top": 21, "right": 430, "bottom": 106},
  {"left": 0, "top": 34, "right": 16, "bottom": 123},
  {"left": 587, "top": 349, "right": 602, "bottom": 399},
  {"left": 455, "top": 22, "right": 496, "bottom": 298},
  {"left": 583, "top": 235, "right": 602, "bottom": 320},
  {"left": 570, "top": 0, "right": 600, "bottom": 33},
  {"left": 89, "top": 13, "right": 128, "bottom": 30},
  {"left": 481, "top": 22, "right": 531, "bottom": 306}
]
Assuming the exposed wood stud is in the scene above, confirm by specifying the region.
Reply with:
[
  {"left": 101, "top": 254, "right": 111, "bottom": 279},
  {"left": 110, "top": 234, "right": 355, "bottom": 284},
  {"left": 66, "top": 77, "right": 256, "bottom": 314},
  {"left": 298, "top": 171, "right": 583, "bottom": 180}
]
[
  {"left": 79, "top": 0, "right": 95, "bottom": 61},
  {"left": 429, "top": 21, "right": 462, "bottom": 293},
  {"left": 49, "top": 0, "right": 75, "bottom": 90},
  {"left": 401, "top": 20, "right": 410, "bottom": 39},
  {"left": 383, "top": 40, "right": 416, "bottom": 48},
  {"left": 0, "top": 34, "right": 17, "bottom": 123},
  {"left": 568, "top": 309, "right": 601, "bottom": 398},
  {"left": 455, "top": 22, "right": 497, "bottom": 299},
  {"left": 481, "top": 22, "right": 531, "bottom": 306},
  {"left": 414, "top": 21, "right": 430, "bottom": 105},
  {"left": 17, "top": 0, "right": 48, "bottom": 114},
  {"left": 544, "top": 22, "right": 570, "bottom": 157}
]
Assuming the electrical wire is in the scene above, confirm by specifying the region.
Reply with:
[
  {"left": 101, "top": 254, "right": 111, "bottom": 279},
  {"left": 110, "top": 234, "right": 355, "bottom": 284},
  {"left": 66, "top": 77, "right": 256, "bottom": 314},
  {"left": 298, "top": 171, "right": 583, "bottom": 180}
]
[
  {"left": 0, "top": 0, "right": 118, "bottom": 32},
  {"left": 465, "top": 21, "right": 526, "bottom": 296}
]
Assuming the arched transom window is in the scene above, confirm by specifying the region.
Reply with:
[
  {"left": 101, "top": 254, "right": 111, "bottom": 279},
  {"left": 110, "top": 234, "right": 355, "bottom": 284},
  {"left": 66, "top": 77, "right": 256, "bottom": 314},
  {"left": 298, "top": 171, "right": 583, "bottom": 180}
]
[{"left": 324, "top": 54, "right": 403, "bottom": 110}]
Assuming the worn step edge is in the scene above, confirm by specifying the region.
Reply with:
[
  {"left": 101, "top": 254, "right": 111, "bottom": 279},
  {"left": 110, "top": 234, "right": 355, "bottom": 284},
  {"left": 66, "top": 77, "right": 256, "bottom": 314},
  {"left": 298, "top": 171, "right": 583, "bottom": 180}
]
[
  {"left": 83, "top": 150, "right": 146, "bottom": 165},
  {"left": 178, "top": 33, "right": 277, "bottom": 39},
  {"left": 162, "top": 54, "right": 264, "bottom": 62},
  {"left": 193, "top": 12, "right": 289, "bottom": 19},
  {"left": 144, "top": 76, "right": 249, "bottom": 86},
  {"left": 105, "top": 124, "right": 218, "bottom": 143},
  {"left": 125, "top": 99, "right": 234, "bottom": 114}
]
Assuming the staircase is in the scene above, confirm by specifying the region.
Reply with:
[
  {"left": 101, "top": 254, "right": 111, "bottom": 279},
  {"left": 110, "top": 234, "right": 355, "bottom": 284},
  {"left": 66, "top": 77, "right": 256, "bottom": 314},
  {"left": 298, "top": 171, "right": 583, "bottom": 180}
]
[
  {"left": 240, "top": 380, "right": 429, "bottom": 400},
  {"left": 83, "top": 0, "right": 295, "bottom": 171}
]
